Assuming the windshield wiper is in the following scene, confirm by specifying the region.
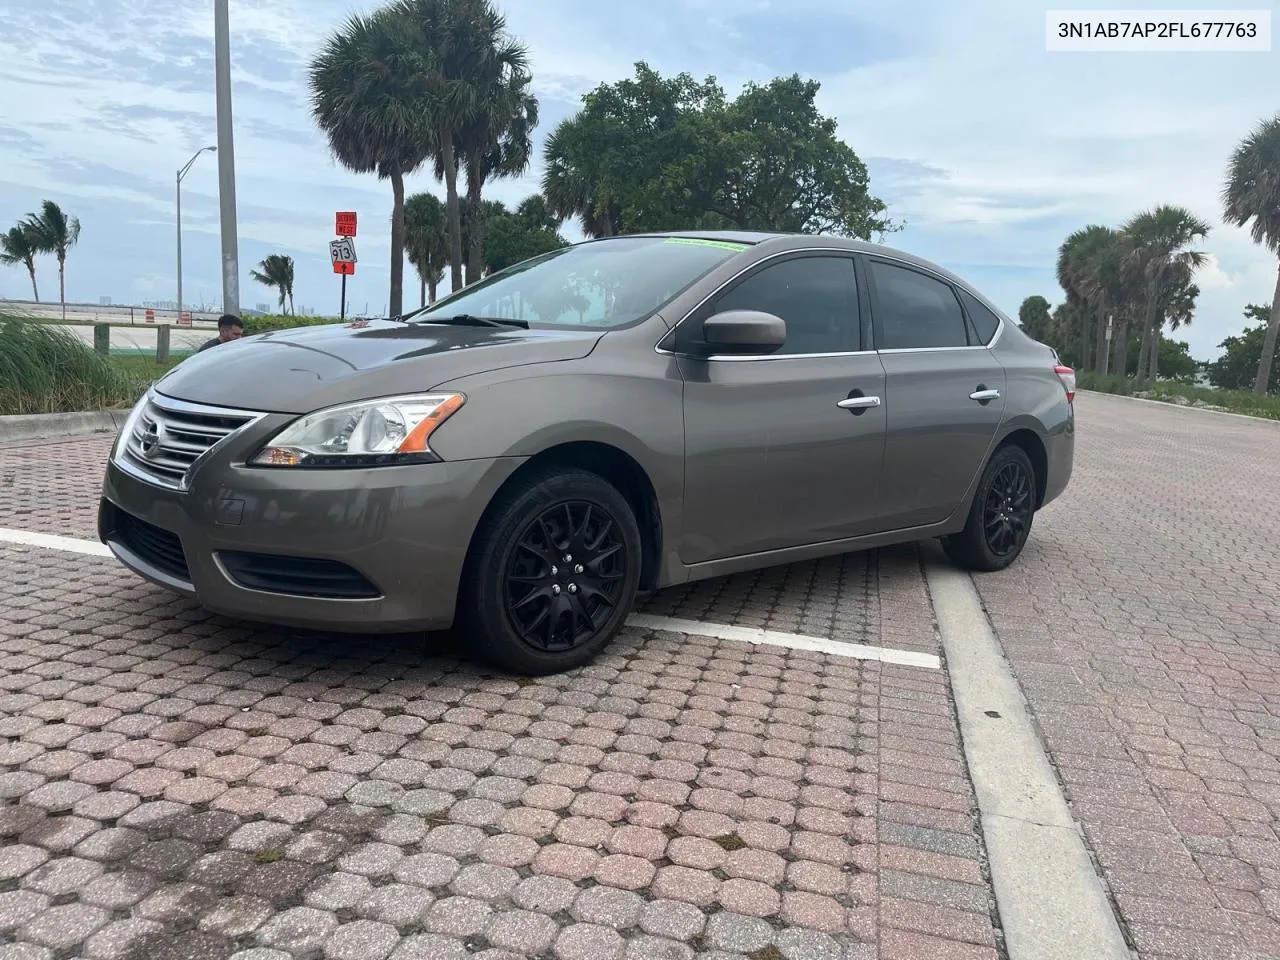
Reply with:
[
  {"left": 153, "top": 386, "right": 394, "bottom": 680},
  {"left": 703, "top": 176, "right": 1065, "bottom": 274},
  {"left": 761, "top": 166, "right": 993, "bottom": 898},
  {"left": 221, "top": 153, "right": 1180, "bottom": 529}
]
[{"left": 413, "top": 313, "right": 529, "bottom": 330}]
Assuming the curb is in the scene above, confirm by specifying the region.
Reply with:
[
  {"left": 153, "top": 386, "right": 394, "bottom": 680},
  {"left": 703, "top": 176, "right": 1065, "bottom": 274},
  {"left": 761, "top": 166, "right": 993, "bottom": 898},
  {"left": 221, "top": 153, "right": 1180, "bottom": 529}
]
[
  {"left": 1079, "top": 388, "right": 1280, "bottom": 424},
  {"left": 0, "top": 410, "right": 126, "bottom": 443}
]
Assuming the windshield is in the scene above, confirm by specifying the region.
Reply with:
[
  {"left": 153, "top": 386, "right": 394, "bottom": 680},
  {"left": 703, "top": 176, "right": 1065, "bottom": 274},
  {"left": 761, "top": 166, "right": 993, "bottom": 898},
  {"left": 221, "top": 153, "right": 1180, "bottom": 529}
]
[{"left": 408, "top": 235, "right": 749, "bottom": 329}]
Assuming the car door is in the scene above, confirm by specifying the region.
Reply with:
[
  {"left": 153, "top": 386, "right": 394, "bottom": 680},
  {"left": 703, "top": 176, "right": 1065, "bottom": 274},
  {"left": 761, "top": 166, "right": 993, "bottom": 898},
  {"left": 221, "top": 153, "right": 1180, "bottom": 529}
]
[
  {"left": 677, "top": 252, "right": 888, "bottom": 564},
  {"left": 863, "top": 255, "right": 1007, "bottom": 530}
]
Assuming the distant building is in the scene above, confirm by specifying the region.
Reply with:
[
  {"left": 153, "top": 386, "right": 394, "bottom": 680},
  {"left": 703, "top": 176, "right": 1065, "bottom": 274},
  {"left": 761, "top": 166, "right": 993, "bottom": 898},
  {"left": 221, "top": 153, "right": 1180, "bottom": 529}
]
[
  {"left": 99, "top": 296, "right": 112, "bottom": 306},
  {"left": 256, "top": 302, "right": 270, "bottom": 314}
]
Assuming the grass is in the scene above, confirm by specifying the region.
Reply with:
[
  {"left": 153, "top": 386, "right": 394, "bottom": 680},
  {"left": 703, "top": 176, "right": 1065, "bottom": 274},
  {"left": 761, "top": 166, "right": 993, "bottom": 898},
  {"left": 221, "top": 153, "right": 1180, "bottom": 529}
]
[
  {"left": 0, "top": 313, "right": 198, "bottom": 416},
  {"left": 1077, "top": 371, "right": 1280, "bottom": 422}
]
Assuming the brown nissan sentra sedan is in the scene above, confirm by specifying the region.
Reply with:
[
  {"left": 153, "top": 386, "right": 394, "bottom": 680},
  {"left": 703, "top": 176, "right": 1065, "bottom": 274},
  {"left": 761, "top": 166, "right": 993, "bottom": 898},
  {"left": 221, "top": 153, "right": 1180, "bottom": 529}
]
[{"left": 100, "top": 231, "right": 1075, "bottom": 674}]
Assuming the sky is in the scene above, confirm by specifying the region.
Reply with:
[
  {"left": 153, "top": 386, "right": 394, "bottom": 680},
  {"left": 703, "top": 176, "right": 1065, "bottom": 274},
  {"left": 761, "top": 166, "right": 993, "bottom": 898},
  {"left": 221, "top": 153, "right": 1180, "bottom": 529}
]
[{"left": 0, "top": 0, "right": 1276, "bottom": 360}]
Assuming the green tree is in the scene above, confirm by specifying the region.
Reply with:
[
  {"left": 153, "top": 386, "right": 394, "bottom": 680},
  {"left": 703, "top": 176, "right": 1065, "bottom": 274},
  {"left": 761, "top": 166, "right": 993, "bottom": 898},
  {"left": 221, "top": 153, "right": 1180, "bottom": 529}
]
[
  {"left": 481, "top": 197, "right": 569, "bottom": 274},
  {"left": 1121, "top": 206, "right": 1210, "bottom": 385},
  {"left": 448, "top": 28, "right": 536, "bottom": 286},
  {"left": 404, "top": 192, "right": 449, "bottom": 306},
  {"left": 309, "top": 7, "right": 433, "bottom": 318},
  {"left": 250, "top": 254, "right": 296, "bottom": 314},
  {"left": 1222, "top": 115, "right": 1280, "bottom": 394},
  {"left": 1207, "top": 305, "right": 1278, "bottom": 392},
  {"left": 23, "top": 201, "right": 80, "bottom": 315},
  {"left": 541, "top": 62, "right": 893, "bottom": 239},
  {"left": 393, "top": 0, "right": 531, "bottom": 295},
  {"left": 0, "top": 223, "right": 41, "bottom": 301},
  {"left": 1018, "top": 295, "right": 1053, "bottom": 342}
]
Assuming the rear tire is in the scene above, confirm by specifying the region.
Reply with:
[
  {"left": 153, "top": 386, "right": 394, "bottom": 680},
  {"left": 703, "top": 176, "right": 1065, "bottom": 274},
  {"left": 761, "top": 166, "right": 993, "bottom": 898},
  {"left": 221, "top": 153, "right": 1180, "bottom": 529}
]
[
  {"left": 460, "top": 466, "right": 642, "bottom": 676},
  {"left": 942, "top": 444, "right": 1037, "bottom": 572}
]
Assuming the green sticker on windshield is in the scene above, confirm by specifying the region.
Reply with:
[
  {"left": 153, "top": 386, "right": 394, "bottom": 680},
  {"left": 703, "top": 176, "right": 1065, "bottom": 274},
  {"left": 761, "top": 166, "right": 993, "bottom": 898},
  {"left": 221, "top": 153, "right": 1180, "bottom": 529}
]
[{"left": 663, "top": 237, "right": 748, "bottom": 252}]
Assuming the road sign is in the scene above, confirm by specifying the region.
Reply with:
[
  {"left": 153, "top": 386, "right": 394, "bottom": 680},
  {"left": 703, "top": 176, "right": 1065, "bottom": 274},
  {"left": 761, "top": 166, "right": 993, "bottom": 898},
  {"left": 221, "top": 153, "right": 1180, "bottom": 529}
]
[
  {"left": 333, "top": 260, "right": 355, "bottom": 275},
  {"left": 330, "top": 238, "right": 357, "bottom": 264},
  {"left": 336, "top": 211, "right": 357, "bottom": 237}
]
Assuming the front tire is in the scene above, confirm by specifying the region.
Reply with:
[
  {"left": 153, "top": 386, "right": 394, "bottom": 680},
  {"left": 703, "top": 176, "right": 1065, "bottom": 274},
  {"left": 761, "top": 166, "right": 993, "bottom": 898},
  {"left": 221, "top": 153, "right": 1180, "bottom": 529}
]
[
  {"left": 942, "top": 444, "right": 1037, "bottom": 572},
  {"left": 460, "top": 466, "right": 642, "bottom": 675}
]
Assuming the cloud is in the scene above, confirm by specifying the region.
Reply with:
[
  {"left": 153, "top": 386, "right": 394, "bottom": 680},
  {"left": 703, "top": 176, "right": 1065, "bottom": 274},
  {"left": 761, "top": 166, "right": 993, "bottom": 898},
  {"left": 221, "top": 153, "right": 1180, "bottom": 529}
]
[{"left": 0, "top": 0, "right": 1274, "bottom": 358}]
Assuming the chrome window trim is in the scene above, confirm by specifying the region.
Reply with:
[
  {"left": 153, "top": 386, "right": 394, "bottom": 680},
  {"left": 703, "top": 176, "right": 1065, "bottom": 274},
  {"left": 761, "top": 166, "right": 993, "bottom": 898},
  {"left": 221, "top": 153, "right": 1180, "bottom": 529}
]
[
  {"left": 113, "top": 389, "right": 267, "bottom": 493},
  {"left": 652, "top": 245, "right": 1006, "bottom": 361}
]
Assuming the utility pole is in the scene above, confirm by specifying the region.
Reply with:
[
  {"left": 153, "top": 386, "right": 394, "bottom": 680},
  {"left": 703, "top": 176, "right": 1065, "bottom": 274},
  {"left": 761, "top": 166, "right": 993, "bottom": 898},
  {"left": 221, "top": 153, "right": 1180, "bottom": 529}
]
[{"left": 214, "top": 0, "right": 240, "bottom": 316}]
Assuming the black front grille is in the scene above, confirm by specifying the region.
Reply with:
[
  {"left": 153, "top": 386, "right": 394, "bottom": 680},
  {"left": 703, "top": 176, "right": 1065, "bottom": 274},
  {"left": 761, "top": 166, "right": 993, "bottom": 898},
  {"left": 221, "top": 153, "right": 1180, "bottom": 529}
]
[
  {"left": 113, "top": 509, "right": 190, "bottom": 582},
  {"left": 219, "top": 551, "right": 381, "bottom": 600}
]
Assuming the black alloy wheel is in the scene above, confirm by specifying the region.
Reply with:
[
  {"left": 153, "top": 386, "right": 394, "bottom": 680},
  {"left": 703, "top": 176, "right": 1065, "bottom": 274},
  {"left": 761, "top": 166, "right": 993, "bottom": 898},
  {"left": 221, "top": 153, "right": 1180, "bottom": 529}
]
[
  {"left": 982, "top": 459, "right": 1034, "bottom": 559},
  {"left": 504, "top": 501, "right": 626, "bottom": 651}
]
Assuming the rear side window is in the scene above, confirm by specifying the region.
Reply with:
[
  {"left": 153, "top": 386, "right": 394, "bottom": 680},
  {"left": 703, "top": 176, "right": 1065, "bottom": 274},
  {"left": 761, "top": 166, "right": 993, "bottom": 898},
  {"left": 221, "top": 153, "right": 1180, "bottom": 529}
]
[
  {"left": 712, "top": 255, "right": 860, "bottom": 354},
  {"left": 869, "top": 260, "right": 968, "bottom": 350},
  {"left": 957, "top": 288, "right": 1002, "bottom": 344}
]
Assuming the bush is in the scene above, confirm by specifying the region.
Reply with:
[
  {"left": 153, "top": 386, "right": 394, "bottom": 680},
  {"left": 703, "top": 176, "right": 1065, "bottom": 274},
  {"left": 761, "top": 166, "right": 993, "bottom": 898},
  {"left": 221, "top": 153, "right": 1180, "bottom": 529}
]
[
  {"left": 0, "top": 314, "right": 150, "bottom": 415},
  {"left": 243, "top": 313, "right": 343, "bottom": 335},
  {"left": 1078, "top": 369, "right": 1280, "bottom": 421}
]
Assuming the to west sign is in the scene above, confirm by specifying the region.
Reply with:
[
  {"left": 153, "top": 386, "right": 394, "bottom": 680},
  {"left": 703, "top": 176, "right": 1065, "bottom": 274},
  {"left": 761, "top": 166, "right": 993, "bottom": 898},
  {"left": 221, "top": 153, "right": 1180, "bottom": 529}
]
[{"left": 335, "top": 211, "right": 357, "bottom": 237}]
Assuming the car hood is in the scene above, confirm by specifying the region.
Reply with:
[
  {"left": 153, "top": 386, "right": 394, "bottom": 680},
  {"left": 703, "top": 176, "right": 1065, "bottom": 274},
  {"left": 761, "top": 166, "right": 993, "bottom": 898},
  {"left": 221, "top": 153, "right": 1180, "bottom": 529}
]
[{"left": 155, "top": 319, "right": 603, "bottom": 414}]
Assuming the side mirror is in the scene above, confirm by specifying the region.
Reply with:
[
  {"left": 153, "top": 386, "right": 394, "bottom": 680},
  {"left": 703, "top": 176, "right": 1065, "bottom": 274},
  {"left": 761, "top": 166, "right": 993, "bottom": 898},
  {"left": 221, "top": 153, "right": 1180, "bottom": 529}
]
[{"left": 700, "top": 310, "right": 786, "bottom": 355}]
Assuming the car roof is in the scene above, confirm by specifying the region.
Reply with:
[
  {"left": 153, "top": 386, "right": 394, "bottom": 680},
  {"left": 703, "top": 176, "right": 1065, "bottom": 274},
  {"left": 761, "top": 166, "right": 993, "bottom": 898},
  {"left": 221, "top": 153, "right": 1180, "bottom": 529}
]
[{"left": 609, "top": 229, "right": 979, "bottom": 295}]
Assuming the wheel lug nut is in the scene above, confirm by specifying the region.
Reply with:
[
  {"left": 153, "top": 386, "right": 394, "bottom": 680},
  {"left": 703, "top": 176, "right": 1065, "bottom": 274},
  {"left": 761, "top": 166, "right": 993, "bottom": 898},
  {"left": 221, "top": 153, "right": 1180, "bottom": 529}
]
[
  {"left": 551, "top": 584, "right": 561, "bottom": 595},
  {"left": 564, "top": 554, "right": 572, "bottom": 563},
  {"left": 567, "top": 584, "right": 578, "bottom": 594},
  {"left": 574, "top": 564, "right": 584, "bottom": 574},
  {"left": 550, "top": 565, "right": 558, "bottom": 576}
]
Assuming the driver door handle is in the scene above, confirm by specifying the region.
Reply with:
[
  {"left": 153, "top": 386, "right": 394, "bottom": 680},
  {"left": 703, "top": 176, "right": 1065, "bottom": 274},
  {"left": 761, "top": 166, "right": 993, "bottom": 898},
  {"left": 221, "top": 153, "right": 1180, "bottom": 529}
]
[
  {"left": 837, "top": 396, "right": 881, "bottom": 410},
  {"left": 969, "top": 388, "right": 1000, "bottom": 402}
]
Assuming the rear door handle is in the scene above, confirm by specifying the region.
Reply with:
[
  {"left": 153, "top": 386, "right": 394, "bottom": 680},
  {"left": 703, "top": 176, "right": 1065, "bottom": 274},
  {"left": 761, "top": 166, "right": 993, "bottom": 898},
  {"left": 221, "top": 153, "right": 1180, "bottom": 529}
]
[
  {"left": 969, "top": 388, "right": 1000, "bottom": 402},
  {"left": 837, "top": 396, "right": 881, "bottom": 410}
]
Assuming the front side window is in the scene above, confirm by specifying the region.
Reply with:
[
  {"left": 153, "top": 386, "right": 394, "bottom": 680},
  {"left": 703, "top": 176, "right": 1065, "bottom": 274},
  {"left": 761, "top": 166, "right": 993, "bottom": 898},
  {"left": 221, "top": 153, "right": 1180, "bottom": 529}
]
[
  {"left": 408, "top": 236, "right": 747, "bottom": 330},
  {"left": 869, "top": 260, "right": 969, "bottom": 350},
  {"left": 711, "top": 256, "right": 860, "bottom": 354}
]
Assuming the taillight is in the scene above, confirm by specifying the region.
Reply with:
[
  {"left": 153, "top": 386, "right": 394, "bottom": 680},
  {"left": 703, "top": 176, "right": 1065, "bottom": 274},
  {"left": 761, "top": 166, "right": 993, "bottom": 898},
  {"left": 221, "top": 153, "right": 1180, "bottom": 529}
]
[{"left": 1054, "top": 365, "right": 1075, "bottom": 404}]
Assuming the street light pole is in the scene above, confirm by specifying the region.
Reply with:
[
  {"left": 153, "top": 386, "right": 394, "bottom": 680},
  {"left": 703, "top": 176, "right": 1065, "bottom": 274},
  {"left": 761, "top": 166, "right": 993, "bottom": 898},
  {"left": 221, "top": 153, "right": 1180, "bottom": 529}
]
[
  {"left": 214, "top": 0, "right": 240, "bottom": 316},
  {"left": 176, "top": 146, "right": 215, "bottom": 325}
]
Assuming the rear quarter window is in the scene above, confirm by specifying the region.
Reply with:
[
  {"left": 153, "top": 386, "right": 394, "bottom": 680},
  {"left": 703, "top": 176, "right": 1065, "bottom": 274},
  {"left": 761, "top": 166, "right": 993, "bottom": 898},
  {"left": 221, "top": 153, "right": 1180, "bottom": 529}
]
[{"left": 957, "top": 289, "right": 1003, "bottom": 345}]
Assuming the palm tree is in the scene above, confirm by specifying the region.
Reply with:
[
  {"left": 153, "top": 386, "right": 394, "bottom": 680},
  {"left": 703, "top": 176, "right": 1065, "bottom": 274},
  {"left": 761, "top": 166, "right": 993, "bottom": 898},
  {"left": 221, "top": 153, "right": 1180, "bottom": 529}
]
[
  {"left": 541, "top": 119, "right": 621, "bottom": 238},
  {"left": 454, "top": 55, "right": 538, "bottom": 286},
  {"left": 309, "top": 7, "right": 434, "bottom": 318},
  {"left": 404, "top": 192, "right": 449, "bottom": 306},
  {"left": 250, "top": 254, "right": 296, "bottom": 314},
  {"left": 1121, "top": 206, "right": 1210, "bottom": 384},
  {"left": 1058, "top": 225, "right": 1121, "bottom": 372},
  {"left": 23, "top": 201, "right": 80, "bottom": 315},
  {"left": 0, "top": 223, "right": 41, "bottom": 301},
  {"left": 393, "top": 0, "right": 518, "bottom": 295},
  {"left": 1222, "top": 115, "right": 1280, "bottom": 394}
]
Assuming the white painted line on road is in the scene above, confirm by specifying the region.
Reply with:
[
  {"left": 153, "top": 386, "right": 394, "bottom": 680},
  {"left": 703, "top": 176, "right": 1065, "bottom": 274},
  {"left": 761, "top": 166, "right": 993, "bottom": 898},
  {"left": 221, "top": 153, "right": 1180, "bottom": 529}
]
[
  {"left": 626, "top": 612, "right": 941, "bottom": 668},
  {"left": 3, "top": 527, "right": 941, "bottom": 669},
  {"left": 0, "top": 528, "right": 113, "bottom": 557},
  {"left": 924, "top": 559, "right": 1129, "bottom": 960}
]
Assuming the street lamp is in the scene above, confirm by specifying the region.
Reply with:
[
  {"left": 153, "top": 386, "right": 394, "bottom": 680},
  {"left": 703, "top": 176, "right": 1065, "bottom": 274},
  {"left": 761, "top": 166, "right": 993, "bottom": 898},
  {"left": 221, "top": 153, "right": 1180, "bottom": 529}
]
[{"left": 177, "top": 146, "right": 216, "bottom": 324}]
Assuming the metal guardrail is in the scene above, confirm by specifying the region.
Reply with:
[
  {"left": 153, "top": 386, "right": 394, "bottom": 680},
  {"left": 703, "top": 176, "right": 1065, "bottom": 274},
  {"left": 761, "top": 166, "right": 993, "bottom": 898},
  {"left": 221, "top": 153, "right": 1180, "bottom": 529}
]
[{"left": 0, "top": 298, "right": 220, "bottom": 327}]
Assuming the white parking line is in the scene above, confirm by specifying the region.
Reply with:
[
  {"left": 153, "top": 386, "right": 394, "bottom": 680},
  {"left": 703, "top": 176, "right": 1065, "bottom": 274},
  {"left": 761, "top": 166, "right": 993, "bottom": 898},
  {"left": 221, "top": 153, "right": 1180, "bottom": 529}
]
[
  {"left": 0, "top": 527, "right": 113, "bottom": 557},
  {"left": 2, "top": 527, "right": 942, "bottom": 668},
  {"left": 626, "top": 613, "right": 941, "bottom": 668}
]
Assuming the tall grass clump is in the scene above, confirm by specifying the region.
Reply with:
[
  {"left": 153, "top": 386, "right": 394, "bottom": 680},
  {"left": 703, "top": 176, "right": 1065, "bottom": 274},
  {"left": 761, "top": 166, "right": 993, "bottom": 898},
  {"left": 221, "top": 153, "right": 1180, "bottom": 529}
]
[{"left": 0, "top": 314, "right": 140, "bottom": 415}]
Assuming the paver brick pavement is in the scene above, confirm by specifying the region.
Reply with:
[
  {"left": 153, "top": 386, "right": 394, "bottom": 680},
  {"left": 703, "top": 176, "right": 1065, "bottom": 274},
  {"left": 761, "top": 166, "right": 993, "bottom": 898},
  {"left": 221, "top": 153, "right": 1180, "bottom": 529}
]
[
  {"left": 976, "top": 393, "right": 1280, "bottom": 960},
  {"left": 0, "top": 432, "right": 1006, "bottom": 959}
]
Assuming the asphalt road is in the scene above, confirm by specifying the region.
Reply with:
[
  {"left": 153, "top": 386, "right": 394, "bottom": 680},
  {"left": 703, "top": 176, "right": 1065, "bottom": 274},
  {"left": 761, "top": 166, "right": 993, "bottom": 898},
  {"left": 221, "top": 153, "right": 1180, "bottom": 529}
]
[{"left": 0, "top": 392, "right": 1278, "bottom": 960}]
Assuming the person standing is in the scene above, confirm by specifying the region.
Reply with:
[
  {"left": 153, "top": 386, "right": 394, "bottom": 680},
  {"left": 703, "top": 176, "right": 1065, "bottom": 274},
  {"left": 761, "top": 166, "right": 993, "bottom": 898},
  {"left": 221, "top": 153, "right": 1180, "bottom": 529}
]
[{"left": 197, "top": 314, "right": 244, "bottom": 352}]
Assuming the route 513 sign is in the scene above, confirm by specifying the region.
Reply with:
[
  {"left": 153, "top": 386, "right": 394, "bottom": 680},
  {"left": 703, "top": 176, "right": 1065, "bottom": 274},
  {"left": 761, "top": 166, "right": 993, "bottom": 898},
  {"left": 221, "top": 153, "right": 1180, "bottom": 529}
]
[{"left": 329, "top": 238, "right": 357, "bottom": 264}]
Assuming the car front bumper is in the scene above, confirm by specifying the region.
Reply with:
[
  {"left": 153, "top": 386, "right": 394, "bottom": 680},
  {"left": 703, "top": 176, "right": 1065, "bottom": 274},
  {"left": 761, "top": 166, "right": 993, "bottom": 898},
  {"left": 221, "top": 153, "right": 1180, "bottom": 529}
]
[{"left": 99, "top": 425, "right": 526, "bottom": 633}]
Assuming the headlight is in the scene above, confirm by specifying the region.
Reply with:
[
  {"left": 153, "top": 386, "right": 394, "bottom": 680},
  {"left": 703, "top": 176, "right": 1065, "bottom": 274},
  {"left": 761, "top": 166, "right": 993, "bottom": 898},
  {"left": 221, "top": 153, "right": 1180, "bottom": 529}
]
[
  {"left": 113, "top": 390, "right": 150, "bottom": 460},
  {"left": 250, "top": 393, "right": 465, "bottom": 467}
]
